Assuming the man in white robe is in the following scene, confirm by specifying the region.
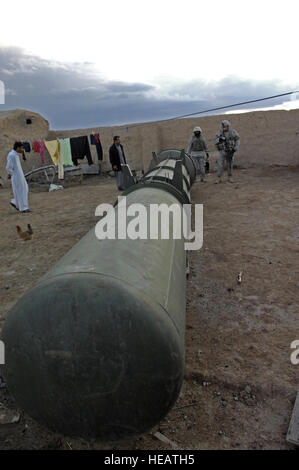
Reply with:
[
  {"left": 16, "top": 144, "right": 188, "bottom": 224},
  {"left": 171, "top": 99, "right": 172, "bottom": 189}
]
[{"left": 6, "top": 142, "right": 31, "bottom": 213}]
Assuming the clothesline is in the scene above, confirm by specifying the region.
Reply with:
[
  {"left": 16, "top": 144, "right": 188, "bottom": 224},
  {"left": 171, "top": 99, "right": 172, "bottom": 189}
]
[{"left": 20, "top": 133, "right": 103, "bottom": 180}]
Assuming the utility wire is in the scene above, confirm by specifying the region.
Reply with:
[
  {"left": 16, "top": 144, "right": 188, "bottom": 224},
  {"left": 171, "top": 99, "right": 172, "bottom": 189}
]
[
  {"left": 111, "top": 90, "right": 299, "bottom": 130},
  {"left": 164, "top": 90, "right": 299, "bottom": 121}
]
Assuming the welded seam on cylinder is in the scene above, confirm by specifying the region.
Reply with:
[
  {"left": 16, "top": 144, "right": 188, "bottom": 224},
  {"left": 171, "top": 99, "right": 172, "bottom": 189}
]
[
  {"left": 145, "top": 166, "right": 190, "bottom": 191},
  {"left": 140, "top": 176, "right": 190, "bottom": 202},
  {"left": 142, "top": 157, "right": 172, "bottom": 179}
]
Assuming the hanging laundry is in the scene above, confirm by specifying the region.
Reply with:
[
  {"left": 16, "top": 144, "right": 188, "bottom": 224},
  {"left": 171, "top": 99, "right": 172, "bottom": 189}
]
[
  {"left": 39, "top": 141, "right": 46, "bottom": 165},
  {"left": 23, "top": 141, "right": 31, "bottom": 153},
  {"left": 90, "top": 133, "right": 100, "bottom": 145},
  {"left": 60, "top": 138, "right": 74, "bottom": 166},
  {"left": 45, "top": 139, "right": 64, "bottom": 179},
  {"left": 33, "top": 141, "right": 46, "bottom": 165},
  {"left": 33, "top": 141, "right": 40, "bottom": 153},
  {"left": 70, "top": 136, "right": 93, "bottom": 166},
  {"left": 89, "top": 133, "right": 103, "bottom": 161}
]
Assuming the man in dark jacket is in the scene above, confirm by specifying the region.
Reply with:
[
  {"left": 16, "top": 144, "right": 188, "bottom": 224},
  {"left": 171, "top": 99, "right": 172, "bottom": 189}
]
[{"left": 109, "top": 136, "right": 127, "bottom": 191}]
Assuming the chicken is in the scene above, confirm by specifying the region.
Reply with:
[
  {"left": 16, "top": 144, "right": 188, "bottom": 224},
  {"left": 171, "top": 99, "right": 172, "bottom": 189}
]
[{"left": 16, "top": 224, "right": 33, "bottom": 241}]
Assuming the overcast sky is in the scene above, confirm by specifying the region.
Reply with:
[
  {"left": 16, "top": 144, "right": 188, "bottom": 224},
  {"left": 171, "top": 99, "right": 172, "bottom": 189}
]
[{"left": 0, "top": 0, "right": 299, "bottom": 129}]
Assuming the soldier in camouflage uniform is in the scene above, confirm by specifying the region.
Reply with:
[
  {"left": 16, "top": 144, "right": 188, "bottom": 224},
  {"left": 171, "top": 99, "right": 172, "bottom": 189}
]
[
  {"left": 214, "top": 120, "right": 240, "bottom": 183},
  {"left": 187, "top": 127, "right": 209, "bottom": 183}
]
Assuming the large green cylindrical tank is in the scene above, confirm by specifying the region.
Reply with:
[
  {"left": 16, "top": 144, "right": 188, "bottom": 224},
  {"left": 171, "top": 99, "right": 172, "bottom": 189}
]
[{"left": 2, "top": 151, "right": 195, "bottom": 440}]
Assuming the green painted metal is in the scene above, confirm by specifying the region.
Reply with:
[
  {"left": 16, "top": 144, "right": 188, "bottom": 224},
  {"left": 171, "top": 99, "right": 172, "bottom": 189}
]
[{"left": 2, "top": 150, "right": 196, "bottom": 440}]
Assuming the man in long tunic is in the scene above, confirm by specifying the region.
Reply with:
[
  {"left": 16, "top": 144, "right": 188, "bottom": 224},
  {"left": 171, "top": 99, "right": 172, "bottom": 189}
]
[{"left": 6, "top": 142, "right": 31, "bottom": 213}]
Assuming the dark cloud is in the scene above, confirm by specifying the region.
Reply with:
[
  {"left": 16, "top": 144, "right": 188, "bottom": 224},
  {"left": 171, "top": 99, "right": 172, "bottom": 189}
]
[{"left": 0, "top": 47, "right": 296, "bottom": 129}]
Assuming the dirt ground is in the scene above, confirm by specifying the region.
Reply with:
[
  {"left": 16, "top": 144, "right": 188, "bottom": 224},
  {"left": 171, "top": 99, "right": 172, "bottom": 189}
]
[{"left": 0, "top": 166, "right": 298, "bottom": 450}]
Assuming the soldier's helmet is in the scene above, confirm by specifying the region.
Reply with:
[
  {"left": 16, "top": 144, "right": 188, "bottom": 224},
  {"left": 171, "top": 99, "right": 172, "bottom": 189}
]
[
  {"left": 221, "top": 120, "right": 230, "bottom": 128},
  {"left": 193, "top": 126, "right": 202, "bottom": 133}
]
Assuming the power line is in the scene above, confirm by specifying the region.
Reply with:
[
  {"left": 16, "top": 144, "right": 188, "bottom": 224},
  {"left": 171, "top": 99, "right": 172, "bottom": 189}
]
[
  {"left": 165, "top": 90, "right": 299, "bottom": 121},
  {"left": 112, "top": 89, "right": 299, "bottom": 130}
]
